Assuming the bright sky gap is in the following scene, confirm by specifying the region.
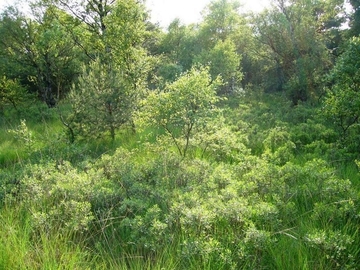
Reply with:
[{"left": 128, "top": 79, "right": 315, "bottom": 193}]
[
  {"left": 147, "top": 0, "right": 270, "bottom": 27},
  {"left": 0, "top": 0, "right": 271, "bottom": 28}
]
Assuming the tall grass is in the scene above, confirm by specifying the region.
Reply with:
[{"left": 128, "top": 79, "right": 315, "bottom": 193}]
[
  {"left": 0, "top": 203, "right": 99, "bottom": 269},
  {"left": 1, "top": 94, "right": 359, "bottom": 269}
]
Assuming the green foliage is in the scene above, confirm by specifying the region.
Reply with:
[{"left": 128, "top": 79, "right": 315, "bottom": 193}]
[
  {"left": 194, "top": 115, "right": 250, "bottom": 162},
  {"left": 155, "top": 59, "right": 183, "bottom": 86},
  {"left": 348, "top": 0, "right": 360, "bottom": 37},
  {"left": 196, "top": 0, "right": 248, "bottom": 94},
  {"left": 0, "top": 77, "right": 33, "bottom": 110},
  {"left": 251, "top": 0, "right": 339, "bottom": 104},
  {"left": 163, "top": 19, "right": 205, "bottom": 68},
  {"left": 0, "top": 6, "right": 81, "bottom": 106},
  {"left": 305, "top": 229, "right": 356, "bottom": 268},
  {"left": 20, "top": 161, "right": 95, "bottom": 233},
  {"left": 195, "top": 39, "right": 242, "bottom": 93},
  {"left": 141, "top": 66, "right": 222, "bottom": 157},
  {"left": 0, "top": 0, "right": 360, "bottom": 268},
  {"left": 104, "top": 0, "right": 149, "bottom": 87},
  {"left": 7, "top": 120, "right": 35, "bottom": 152},
  {"left": 324, "top": 37, "right": 360, "bottom": 155},
  {"left": 1, "top": 90, "right": 360, "bottom": 268},
  {"left": 199, "top": 0, "right": 245, "bottom": 47},
  {"left": 262, "top": 126, "right": 296, "bottom": 165},
  {"left": 153, "top": 1, "right": 249, "bottom": 93},
  {"left": 67, "top": 59, "right": 137, "bottom": 140}
]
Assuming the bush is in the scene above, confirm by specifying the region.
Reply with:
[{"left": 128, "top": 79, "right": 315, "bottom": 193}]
[
  {"left": 262, "top": 127, "right": 296, "bottom": 165},
  {"left": 20, "top": 161, "right": 95, "bottom": 233}
]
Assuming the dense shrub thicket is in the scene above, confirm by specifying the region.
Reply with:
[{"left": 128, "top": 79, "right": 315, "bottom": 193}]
[{"left": 1, "top": 92, "right": 359, "bottom": 269}]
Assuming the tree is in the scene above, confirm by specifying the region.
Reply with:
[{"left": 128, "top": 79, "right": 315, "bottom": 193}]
[
  {"left": 35, "top": 6, "right": 83, "bottom": 102},
  {"left": 142, "top": 66, "right": 222, "bottom": 157},
  {"left": 195, "top": 38, "right": 242, "bottom": 94},
  {"left": 104, "top": 0, "right": 149, "bottom": 91},
  {"left": 251, "top": 0, "right": 344, "bottom": 104},
  {"left": 323, "top": 37, "right": 360, "bottom": 147},
  {"left": 39, "top": 0, "right": 115, "bottom": 60},
  {"left": 37, "top": 0, "right": 149, "bottom": 101},
  {"left": 0, "top": 5, "right": 81, "bottom": 106},
  {"left": 0, "top": 76, "right": 33, "bottom": 111},
  {"left": 196, "top": 0, "right": 247, "bottom": 92},
  {"left": 152, "top": 19, "right": 201, "bottom": 88},
  {"left": 66, "top": 59, "right": 136, "bottom": 141},
  {"left": 0, "top": 8, "right": 40, "bottom": 100},
  {"left": 199, "top": 0, "right": 245, "bottom": 48},
  {"left": 43, "top": 0, "right": 149, "bottom": 140},
  {"left": 40, "top": 0, "right": 148, "bottom": 62},
  {"left": 150, "top": 1, "right": 249, "bottom": 92},
  {"left": 348, "top": 0, "right": 360, "bottom": 37}
]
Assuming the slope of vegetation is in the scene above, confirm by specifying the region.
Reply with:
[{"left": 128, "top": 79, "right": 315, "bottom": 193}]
[{"left": 1, "top": 0, "right": 359, "bottom": 269}]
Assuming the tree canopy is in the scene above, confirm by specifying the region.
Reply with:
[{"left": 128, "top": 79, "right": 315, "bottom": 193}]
[{"left": 0, "top": 0, "right": 357, "bottom": 143}]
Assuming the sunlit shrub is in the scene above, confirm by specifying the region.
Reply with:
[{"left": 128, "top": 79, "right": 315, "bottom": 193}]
[
  {"left": 305, "top": 230, "right": 356, "bottom": 268},
  {"left": 244, "top": 226, "right": 271, "bottom": 253},
  {"left": 279, "top": 159, "right": 329, "bottom": 206},
  {"left": 312, "top": 177, "right": 358, "bottom": 227},
  {"left": 20, "top": 161, "right": 95, "bottom": 233},
  {"left": 121, "top": 204, "right": 169, "bottom": 252},
  {"left": 7, "top": 120, "right": 35, "bottom": 152},
  {"left": 180, "top": 236, "right": 238, "bottom": 269},
  {"left": 194, "top": 115, "right": 250, "bottom": 162},
  {"left": 279, "top": 159, "right": 359, "bottom": 228},
  {"left": 262, "top": 126, "right": 296, "bottom": 165},
  {"left": 240, "top": 156, "right": 284, "bottom": 200},
  {"left": 291, "top": 120, "right": 337, "bottom": 147}
]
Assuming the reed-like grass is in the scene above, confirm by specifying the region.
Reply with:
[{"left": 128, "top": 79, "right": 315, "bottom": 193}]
[
  {"left": 0, "top": 203, "right": 101, "bottom": 269},
  {"left": 0, "top": 95, "right": 359, "bottom": 270}
]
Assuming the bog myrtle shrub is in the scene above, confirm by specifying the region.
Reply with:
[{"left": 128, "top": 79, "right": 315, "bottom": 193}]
[
  {"left": 194, "top": 115, "right": 250, "bottom": 162},
  {"left": 305, "top": 230, "right": 355, "bottom": 268},
  {"left": 122, "top": 204, "right": 169, "bottom": 252},
  {"left": 262, "top": 126, "right": 296, "bottom": 165},
  {"left": 2, "top": 111, "right": 356, "bottom": 268},
  {"left": 20, "top": 161, "right": 95, "bottom": 233}
]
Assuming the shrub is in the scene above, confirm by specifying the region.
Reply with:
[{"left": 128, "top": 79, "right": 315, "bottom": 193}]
[
  {"left": 305, "top": 230, "right": 356, "bottom": 268},
  {"left": 20, "top": 161, "right": 95, "bottom": 233},
  {"left": 262, "top": 126, "right": 296, "bottom": 165}
]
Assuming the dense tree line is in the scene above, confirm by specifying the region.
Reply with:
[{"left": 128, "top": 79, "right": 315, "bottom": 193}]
[{"left": 0, "top": 0, "right": 359, "bottom": 146}]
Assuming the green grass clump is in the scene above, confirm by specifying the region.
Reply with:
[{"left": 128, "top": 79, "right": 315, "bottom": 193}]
[{"left": 0, "top": 204, "right": 98, "bottom": 269}]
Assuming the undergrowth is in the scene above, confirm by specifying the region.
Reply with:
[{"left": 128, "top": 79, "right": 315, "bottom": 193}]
[{"left": 0, "top": 92, "right": 359, "bottom": 269}]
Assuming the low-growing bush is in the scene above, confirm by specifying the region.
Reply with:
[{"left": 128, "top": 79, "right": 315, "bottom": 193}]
[{"left": 20, "top": 161, "right": 95, "bottom": 234}]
